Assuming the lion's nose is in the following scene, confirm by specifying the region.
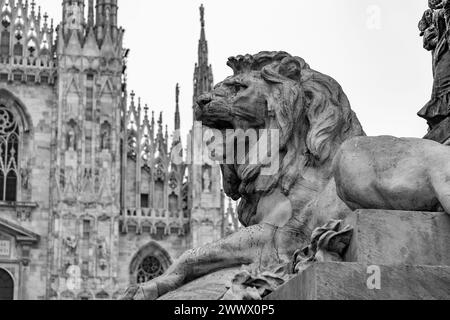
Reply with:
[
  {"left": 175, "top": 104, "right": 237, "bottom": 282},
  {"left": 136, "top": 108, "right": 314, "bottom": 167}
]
[
  {"left": 194, "top": 93, "right": 213, "bottom": 121},
  {"left": 197, "top": 93, "right": 213, "bottom": 110}
]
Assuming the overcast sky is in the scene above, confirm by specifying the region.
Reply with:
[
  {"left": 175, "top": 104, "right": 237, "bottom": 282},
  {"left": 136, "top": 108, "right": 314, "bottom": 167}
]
[{"left": 38, "top": 0, "right": 431, "bottom": 140}]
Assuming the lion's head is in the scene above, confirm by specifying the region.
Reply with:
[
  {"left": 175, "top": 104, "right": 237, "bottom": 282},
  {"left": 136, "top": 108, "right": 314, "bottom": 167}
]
[{"left": 195, "top": 51, "right": 365, "bottom": 226}]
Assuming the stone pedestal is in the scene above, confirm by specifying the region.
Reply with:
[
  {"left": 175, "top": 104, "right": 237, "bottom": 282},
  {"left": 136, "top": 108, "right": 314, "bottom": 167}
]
[
  {"left": 344, "top": 210, "right": 450, "bottom": 266},
  {"left": 266, "top": 263, "right": 450, "bottom": 300},
  {"left": 267, "top": 210, "right": 450, "bottom": 300}
]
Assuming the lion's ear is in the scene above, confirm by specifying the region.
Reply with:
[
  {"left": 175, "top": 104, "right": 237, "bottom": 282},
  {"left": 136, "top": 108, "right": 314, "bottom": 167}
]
[{"left": 279, "top": 58, "right": 302, "bottom": 82}]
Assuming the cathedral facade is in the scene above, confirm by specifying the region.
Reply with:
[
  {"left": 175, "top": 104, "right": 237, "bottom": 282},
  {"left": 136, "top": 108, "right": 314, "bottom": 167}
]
[{"left": 0, "top": 0, "right": 236, "bottom": 300}]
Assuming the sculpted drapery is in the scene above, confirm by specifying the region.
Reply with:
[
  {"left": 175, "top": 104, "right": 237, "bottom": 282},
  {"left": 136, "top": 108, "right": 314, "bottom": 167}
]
[{"left": 418, "top": 0, "right": 450, "bottom": 129}]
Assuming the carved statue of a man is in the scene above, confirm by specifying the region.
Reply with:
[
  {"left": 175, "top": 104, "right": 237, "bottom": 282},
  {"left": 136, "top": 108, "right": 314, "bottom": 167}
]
[
  {"left": 63, "top": 236, "right": 78, "bottom": 255},
  {"left": 20, "top": 166, "right": 31, "bottom": 190},
  {"left": 97, "top": 237, "right": 109, "bottom": 271},
  {"left": 67, "top": 128, "right": 76, "bottom": 150},
  {"left": 418, "top": 0, "right": 450, "bottom": 129},
  {"left": 202, "top": 167, "right": 211, "bottom": 193},
  {"left": 101, "top": 127, "right": 111, "bottom": 151}
]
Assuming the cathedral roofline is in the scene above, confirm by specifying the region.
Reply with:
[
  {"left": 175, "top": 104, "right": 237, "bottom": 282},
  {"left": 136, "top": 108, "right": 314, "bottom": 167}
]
[{"left": 0, "top": 0, "right": 56, "bottom": 79}]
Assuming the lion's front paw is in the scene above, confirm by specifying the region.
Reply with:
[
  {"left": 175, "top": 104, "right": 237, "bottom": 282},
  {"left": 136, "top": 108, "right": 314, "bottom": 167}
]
[{"left": 120, "top": 281, "right": 159, "bottom": 300}]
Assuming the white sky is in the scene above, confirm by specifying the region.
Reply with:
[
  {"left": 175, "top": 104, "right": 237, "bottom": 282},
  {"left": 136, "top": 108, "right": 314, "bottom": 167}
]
[{"left": 38, "top": 0, "right": 431, "bottom": 140}]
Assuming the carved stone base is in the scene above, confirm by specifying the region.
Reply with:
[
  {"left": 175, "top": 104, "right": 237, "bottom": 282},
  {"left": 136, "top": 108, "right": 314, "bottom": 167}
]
[
  {"left": 344, "top": 210, "right": 450, "bottom": 267},
  {"left": 266, "top": 262, "right": 450, "bottom": 300},
  {"left": 268, "top": 210, "right": 450, "bottom": 300},
  {"left": 159, "top": 210, "right": 450, "bottom": 300}
]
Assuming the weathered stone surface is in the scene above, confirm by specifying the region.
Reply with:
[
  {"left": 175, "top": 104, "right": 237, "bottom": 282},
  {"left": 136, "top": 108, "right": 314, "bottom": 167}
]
[
  {"left": 158, "top": 268, "right": 239, "bottom": 300},
  {"left": 266, "top": 263, "right": 450, "bottom": 300},
  {"left": 344, "top": 210, "right": 450, "bottom": 266}
]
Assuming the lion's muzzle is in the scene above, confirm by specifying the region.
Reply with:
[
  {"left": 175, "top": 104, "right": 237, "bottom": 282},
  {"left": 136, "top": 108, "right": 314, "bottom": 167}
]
[{"left": 195, "top": 94, "right": 235, "bottom": 130}]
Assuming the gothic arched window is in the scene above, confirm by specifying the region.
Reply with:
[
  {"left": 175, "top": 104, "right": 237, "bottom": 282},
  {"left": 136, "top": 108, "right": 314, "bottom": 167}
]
[
  {"left": 13, "top": 35, "right": 22, "bottom": 56},
  {"left": 1, "top": 29, "right": 10, "bottom": 56},
  {"left": 136, "top": 256, "right": 164, "bottom": 284},
  {"left": 130, "top": 242, "right": 172, "bottom": 286},
  {"left": 0, "top": 105, "right": 19, "bottom": 202},
  {"left": 1, "top": 16, "right": 11, "bottom": 57},
  {"left": 169, "top": 193, "right": 179, "bottom": 217},
  {"left": 154, "top": 180, "right": 164, "bottom": 209}
]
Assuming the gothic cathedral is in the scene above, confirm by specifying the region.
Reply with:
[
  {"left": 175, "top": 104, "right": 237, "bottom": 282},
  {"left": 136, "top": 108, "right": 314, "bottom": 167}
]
[{"left": 0, "top": 0, "right": 236, "bottom": 300}]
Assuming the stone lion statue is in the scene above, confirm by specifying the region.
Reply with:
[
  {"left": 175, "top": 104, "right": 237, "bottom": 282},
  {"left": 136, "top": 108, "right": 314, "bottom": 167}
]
[{"left": 122, "top": 51, "right": 450, "bottom": 300}]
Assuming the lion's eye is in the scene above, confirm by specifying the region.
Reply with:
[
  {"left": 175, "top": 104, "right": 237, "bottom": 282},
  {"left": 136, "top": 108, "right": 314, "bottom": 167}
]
[{"left": 231, "top": 83, "right": 248, "bottom": 94}]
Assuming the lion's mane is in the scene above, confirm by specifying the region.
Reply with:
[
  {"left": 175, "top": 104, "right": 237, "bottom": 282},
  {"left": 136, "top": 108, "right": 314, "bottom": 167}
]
[{"left": 226, "top": 52, "right": 365, "bottom": 226}]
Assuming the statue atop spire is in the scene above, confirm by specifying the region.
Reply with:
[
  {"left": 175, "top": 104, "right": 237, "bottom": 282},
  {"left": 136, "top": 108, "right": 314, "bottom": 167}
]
[
  {"left": 87, "top": 0, "right": 94, "bottom": 28},
  {"left": 175, "top": 83, "right": 181, "bottom": 131},
  {"left": 200, "top": 4, "right": 205, "bottom": 28},
  {"left": 193, "top": 4, "right": 214, "bottom": 105},
  {"left": 62, "top": 0, "right": 85, "bottom": 33},
  {"left": 158, "top": 112, "right": 163, "bottom": 134}
]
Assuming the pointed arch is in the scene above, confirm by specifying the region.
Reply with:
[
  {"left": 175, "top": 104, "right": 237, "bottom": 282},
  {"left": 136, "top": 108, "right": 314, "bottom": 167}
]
[
  {"left": 0, "top": 14, "right": 11, "bottom": 57},
  {"left": 129, "top": 241, "right": 172, "bottom": 285},
  {"left": 0, "top": 89, "right": 33, "bottom": 202},
  {"left": 0, "top": 88, "right": 33, "bottom": 133},
  {"left": 95, "top": 290, "right": 109, "bottom": 300},
  {"left": 98, "top": 77, "right": 115, "bottom": 98},
  {"left": 64, "top": 76, "right": 82, "bottom": 98},
  {"left": 0, "top": 267, "right": 14, "bottom": 300},
  {"left": 77, "top": 290, "right": 94, "bottom": 300}
]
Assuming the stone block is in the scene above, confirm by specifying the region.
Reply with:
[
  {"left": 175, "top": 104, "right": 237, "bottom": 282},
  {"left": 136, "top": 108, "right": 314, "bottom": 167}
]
[
  {"left": 344, "top": 210, "right": 450, "bottom": 266},
  {"left": 266, "top": 262, "right": 450, "bottom": 300}
]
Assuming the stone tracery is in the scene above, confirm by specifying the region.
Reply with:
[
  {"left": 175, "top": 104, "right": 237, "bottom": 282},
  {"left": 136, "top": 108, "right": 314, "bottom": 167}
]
[
  {"left": 0, "top": 95, "right": 31, "bottom": 203},
  {"left": 136, "top": 256, "right": 164, "bottom": 284}
]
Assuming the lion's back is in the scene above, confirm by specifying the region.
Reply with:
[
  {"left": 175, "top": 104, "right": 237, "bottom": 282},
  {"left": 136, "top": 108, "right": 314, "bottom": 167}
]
[{"left": 333, "top": 136, "right": 447, "bottom": 211}]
